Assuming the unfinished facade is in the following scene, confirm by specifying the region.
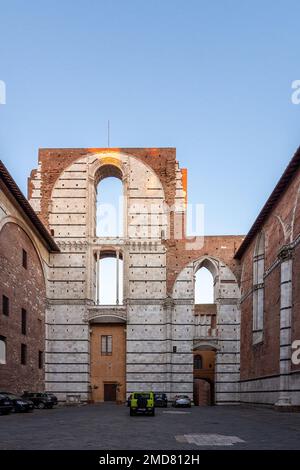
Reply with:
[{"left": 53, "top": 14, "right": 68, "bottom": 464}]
[{"left": 28, "top": 148, "right": 243, "bottom": 404}]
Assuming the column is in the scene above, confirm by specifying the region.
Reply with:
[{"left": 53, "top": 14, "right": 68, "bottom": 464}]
[
  {"left": 96, "top": 250, "right": 101, "bottom": 305},
  {"left": 116, "top": 250, "right": 120, "bottom": 305},
  {"left": 275, "top": 245, "right": 293, "bottom": 407}
]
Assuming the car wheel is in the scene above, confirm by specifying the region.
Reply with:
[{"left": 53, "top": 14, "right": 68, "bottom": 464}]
[{"left": 38, "top": 402, "right": 45, "bottom": 409}]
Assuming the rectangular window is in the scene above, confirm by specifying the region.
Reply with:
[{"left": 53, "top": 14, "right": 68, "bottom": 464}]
[
  {"left": 101, "top": 335, "right": 112, "bottom": 355},
  {"left": 22, "top": 249, "right": 27, "bottom": 269},
  {"left": 38, "top": 350, "right": 43, "bottom": 369},
  {"left": 21, "top": 343, "right": 27, "bottom": 365},
  {"left": 0, "top": 335, "right": 6, "bottom": 365},
  {"left": 2, "top": 295, "right": 9, "bottom": 316},
  {"left": 21, "top": 308, "right": 27, "bottom": 335}
]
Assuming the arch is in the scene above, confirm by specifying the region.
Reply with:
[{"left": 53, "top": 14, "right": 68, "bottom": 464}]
[
  {"left": 0, "top": 215, "right": 47, "bottom": 285},
  {"left": 194, "top": 256, "right": 219, "bottom": 279},
  {"left": 193, "top": 341, "right": 220, "bottom": 351},
  {"left": 94, "top": 163, "right": 123, "bottom": 184}
]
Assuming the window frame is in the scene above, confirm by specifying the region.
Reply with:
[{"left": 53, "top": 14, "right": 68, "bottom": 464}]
[
  {"left": 2, "top": 294, "right": 9, "bottom": 316},
  {"left": 0, "top": 335, "right": 6, "bottom": 365},
  {"left": 101, "top": 335, "right": 112, "bottom": 356},
  {"left": 21, "top": 343, "right": 27, "bottom": 365},
  {"left": 22, "top": 249, "right": 28, "bottom": 269},
  {"left": 21, "top": 308, "right": 27, "bottom": 335}
]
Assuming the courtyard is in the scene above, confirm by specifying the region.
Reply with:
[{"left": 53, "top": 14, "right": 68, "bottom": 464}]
[{"left": 0, "top": 404, "right": 300, "bottom": 450}]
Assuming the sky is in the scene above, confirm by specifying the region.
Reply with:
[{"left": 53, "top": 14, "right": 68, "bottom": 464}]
[{"left": 0, "top": 1, "right": 299, "bottom": 239}]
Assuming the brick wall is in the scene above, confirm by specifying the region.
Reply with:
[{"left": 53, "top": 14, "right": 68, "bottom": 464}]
[
  {"left": 241, "top": 162, "right": 300, "bottom": 396},
  {"left": 0, "top": 222, "right": 46, "bottom": 394}
]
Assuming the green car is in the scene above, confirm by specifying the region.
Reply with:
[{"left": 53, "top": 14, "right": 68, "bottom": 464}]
[{"left": 129, "top": 392, "right": 155, "bottom": 416}]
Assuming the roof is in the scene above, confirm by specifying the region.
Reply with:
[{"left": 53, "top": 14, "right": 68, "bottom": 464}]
[
  {"left": 235, "top": 146, "right": 300, "bottom": 259},
  {"left": 0, "top": 160, "right": 59, "bottom": 252}
]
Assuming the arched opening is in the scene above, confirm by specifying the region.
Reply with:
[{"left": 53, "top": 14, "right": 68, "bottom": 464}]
[
  {"left": 193, "top": 349, "right": 215, "bottom": 406},
  {"left": 95, "top": 251, "right": 123, "bottom": 305},
  {"left": 95, "top": 165, "right": 124, "bottom": 237},
  {"left": 195, "top": 267, "right": 214, "bottom": 304}
]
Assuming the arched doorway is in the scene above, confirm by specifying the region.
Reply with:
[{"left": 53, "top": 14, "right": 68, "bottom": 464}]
[{"left": 193, "top": 347, "right": 216, "bottom": 406}]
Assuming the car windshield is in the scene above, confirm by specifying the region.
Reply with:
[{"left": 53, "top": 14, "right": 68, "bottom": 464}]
[
  {"left": 135, "top": 393, "right": 150, "bottom": 399},
  {"left": 178, "top": 395, "right": 189, "bottom": 399}
]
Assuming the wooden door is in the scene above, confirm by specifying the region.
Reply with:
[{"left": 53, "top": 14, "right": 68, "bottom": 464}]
[{"left": 104, "top": 383, "right": 117, "bottom": 401}]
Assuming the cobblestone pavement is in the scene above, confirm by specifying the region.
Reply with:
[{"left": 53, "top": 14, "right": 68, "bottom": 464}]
[{"left": 1, "top": 404, "right": 300, "bottom": 450}]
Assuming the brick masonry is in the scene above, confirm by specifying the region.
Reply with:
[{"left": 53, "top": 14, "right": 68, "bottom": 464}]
[{"left": 238, "top": 152, "right": 300, "bottom": 407}]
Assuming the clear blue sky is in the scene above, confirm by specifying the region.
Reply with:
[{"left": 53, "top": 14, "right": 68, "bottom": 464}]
[{"left": 1, "top": 0, "right": 300, "bottom": 235}]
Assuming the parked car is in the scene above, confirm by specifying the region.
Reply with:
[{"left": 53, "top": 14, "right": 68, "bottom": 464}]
[
  {"left": 172, "top": 395, "right": 192, "bottom": 408},
  {"left": 45, "top": 393, "right": 58, "bottom": 406},
  {"left": 127, "top": 394, "right": 132, "bottom": 407},
  {"left": 21, "top": 392, "right": 56, "bottom": 409},
  {"left": 154, "top": 393, "right": 168, "bottom": 408},
  {"left": 129, "top": 392, "right": 155, "bottom": 416},
  {"left": 0, "top": 394, "right": 13, "bottom": 415},
  {"left": 0, "top": 392, "right": 34, "bottom": 413}
]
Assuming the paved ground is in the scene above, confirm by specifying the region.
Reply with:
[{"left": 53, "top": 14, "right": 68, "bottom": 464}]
[{"left": 1, "top": 404, "right": 300, "bottom": 450}]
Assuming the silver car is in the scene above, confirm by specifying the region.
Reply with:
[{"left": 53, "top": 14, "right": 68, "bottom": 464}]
[{"left": 172, "top": 395, "right": 192, "bottom": 408}]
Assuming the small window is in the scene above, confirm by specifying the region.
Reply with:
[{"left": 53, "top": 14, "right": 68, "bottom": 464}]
[
  {"left": 2, "top": 295, "right": 9, "bottom": 316},
  {"left": 38, "top": 351, "right": 43, "bottom": 369},
  {"left": 194, "top": 354, "right": 203, "bottom": 370},
  {"left": 21, "top": 343, "right": 27, "bottom": 365},
  {"left": 22, "top": 249, "right": 27, "bottom": 269},
  {"left": 173, "top": 346, "right": 177, "bottom": 353},
  {"left": 21, "top": 309, "right": 27, "bottom": 335},
  {"left": 101, "top": 335, "right": 112, "bottom": 355},
  {"left": 0, "top": 336, "right": 6, "bottom": 364}
]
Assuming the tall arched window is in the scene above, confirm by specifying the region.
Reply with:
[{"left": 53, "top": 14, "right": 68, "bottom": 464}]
[
  {"left": 194, "top": 354, "right": 203, "bottom": 369},
  {"left": 95, "top": 170, "right": 124, "bottom": 237},
  {"left": 95, "top": 251, "right": 123, "bottom": 305},
  {"left": 195, "top": 267, "right": 214, "bottom": 304},
  {"left": 0, "top": 336, "right": 6, "bottom": 364},
  {"left": 253, "top": 232, "right": 265, "bottom": 342}
]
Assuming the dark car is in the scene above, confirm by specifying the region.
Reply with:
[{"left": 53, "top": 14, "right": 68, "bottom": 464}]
[
  {"left": 0, "top": 394, "right": 13, "bottom": 415},
  {"left": 154, "top": 393, "right": 168, "bottom": 408},
  {"left": 45, "top": 393, "right": 58, "bottom": 406},
  {"left": 22, "top": 392, "right": 56, "bottom": 409},
  {"left": 0, "top": 392, "right": 34, "bottom": 413}
]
